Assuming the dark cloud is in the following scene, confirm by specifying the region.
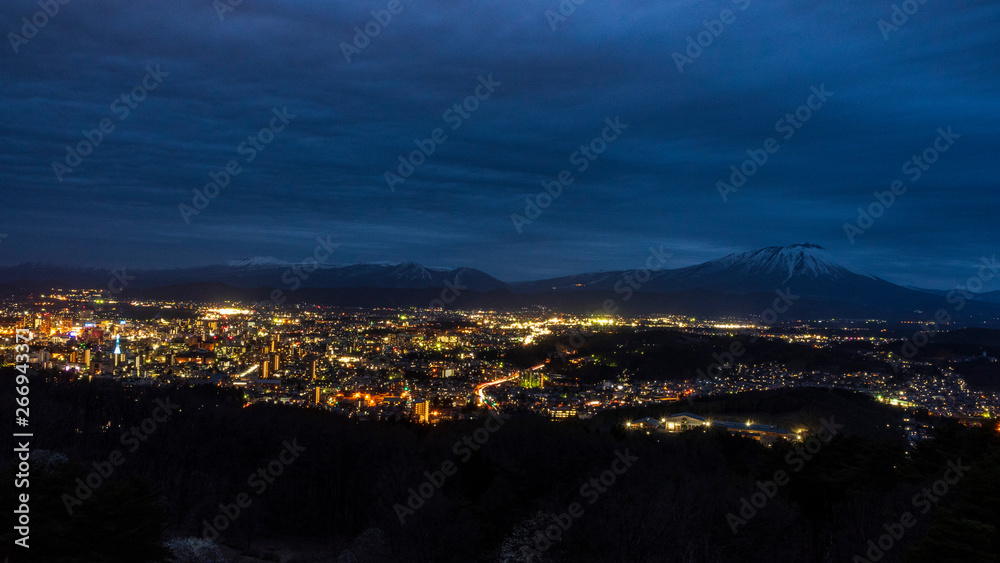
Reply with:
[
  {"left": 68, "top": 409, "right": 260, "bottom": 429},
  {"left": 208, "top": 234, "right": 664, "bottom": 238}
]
[{"left": 1, "top": 0, "right": 998, "bottom": 289}]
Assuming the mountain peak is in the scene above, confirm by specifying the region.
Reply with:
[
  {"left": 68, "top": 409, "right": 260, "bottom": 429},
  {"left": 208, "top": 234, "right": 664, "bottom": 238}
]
[{"left": 720, "top": 244, "right": 846, "bottom": 283}]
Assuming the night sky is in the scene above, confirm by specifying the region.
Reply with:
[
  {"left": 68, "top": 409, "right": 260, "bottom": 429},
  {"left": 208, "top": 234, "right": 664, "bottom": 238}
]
[{"left": 2, "top": 0, "right": 998, "bottom": 289}]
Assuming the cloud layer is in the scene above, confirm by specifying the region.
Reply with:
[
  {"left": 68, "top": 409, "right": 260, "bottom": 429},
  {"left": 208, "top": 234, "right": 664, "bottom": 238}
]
[{"left": 2, "top": 0, "right": 998, "bottom": 289}]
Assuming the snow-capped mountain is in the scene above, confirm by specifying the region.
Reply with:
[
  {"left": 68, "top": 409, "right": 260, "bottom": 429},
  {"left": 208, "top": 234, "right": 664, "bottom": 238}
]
[
  {"left": 644, "top": 243, "right": 866, "bottom": 295},
  {"left": 502, "top": 243, "right": 1000, "bottom": 321},
  {"left": 513, "top": 243, "right": 857, "bottom": 294},
  {"left": 692, "top": 243, "right": 848, "bottom": 284},
  {"left": 508, "top": 243, "right": 965, "bottom": 312}
]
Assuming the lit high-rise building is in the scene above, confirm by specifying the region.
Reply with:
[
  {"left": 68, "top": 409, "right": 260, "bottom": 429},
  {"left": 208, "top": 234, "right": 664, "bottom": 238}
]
[
  {"left": 413, "top": 400, "right": 430, "bottom": 423},
  {"left": 113, "top": 336, "right": 125, "bottom": 367}
]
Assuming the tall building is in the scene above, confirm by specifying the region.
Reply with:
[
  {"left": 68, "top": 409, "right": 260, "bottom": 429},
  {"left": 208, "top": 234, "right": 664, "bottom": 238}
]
[
  {"left": 413, "top": 400, "right": 430, "bottom": 424},
  {"left": 113, "top": 336, "right": 125, "bottom": 367},
  {"left": 521, "top": 371, "right": 544, "bottom": 389},
  {"left": 310, "top": 359, "right": 317, "bottom": 380}
]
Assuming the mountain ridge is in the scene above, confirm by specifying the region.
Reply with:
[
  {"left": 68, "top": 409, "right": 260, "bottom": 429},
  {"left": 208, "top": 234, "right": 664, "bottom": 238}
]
[{"left": 2, "top": 244, "right": 999, "bottom": 323}]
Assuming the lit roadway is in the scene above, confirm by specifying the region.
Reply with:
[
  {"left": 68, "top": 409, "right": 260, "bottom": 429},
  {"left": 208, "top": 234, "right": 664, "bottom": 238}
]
[
  {"left": 236, "top": 364, "right": 259, "bottom": 378},
  {"left": 476, "top": 376, "right": 516, "bottom": 408}
]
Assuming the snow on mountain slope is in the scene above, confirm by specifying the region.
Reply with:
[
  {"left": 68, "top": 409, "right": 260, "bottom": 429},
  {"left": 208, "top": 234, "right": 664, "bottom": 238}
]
[
  {"left": 225, "top": 257, "right": 292, "bottom": 268},
  {"left": 685, "top": 243, "right": 852, "bottom": 284},
  {"left": 513, "top": 244, "right": 876, "bottom": 297}
]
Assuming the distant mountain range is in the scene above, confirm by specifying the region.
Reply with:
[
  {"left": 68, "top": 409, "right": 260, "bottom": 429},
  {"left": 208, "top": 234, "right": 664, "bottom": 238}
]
[
  {"left": 0, "top": 259, "right": 507, "bottom": 292},
  {"left": 907, "top": 286, "right": 1000, "bottom": 304},
  {"left": 2, "top": 244, "right": 999, "bottom": 324}
]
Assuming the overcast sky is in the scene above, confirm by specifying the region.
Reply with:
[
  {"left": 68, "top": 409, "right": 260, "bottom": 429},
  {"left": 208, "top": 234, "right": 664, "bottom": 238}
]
[{"left": 1, "top": 0, "right": 998, "bottom": 289}]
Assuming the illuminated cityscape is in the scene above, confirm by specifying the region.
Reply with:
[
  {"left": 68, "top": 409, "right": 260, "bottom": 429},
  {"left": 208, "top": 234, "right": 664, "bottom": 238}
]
[
  {"left": 4, "top": 0, "right": 1000, "bottom": 560},
  {"left": 5, "top": 288, "right": 995, "bottom": 427}
]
